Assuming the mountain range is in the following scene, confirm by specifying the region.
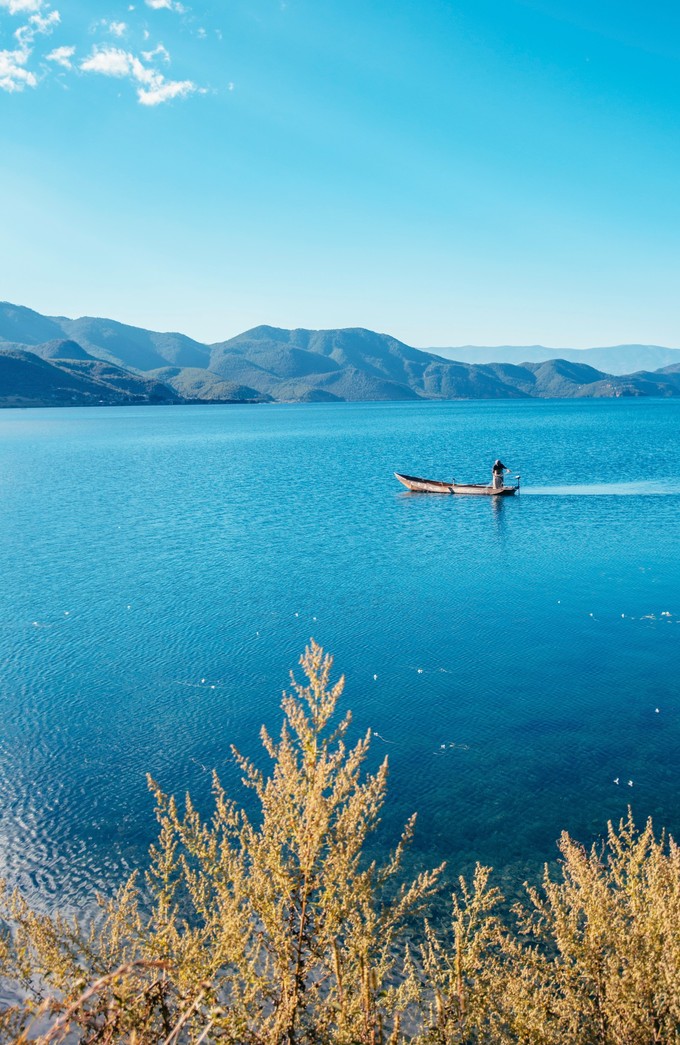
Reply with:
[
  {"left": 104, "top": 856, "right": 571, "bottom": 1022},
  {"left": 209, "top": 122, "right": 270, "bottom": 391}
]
[
  {"left": 2, "top": 301, "right": 680, "bottom": 407},
  {"left": 428, "top": 343, "right": 680, "bottom": 374}
]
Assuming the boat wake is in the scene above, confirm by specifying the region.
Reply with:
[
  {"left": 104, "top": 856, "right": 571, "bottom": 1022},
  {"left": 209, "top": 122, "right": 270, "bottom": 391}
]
[{"left": 524, "top": 481, "right": 680, "bottom": 496}]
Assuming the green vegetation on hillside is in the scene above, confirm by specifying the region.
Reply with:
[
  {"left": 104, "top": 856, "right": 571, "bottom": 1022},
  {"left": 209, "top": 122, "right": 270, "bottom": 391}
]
[
  {"left": 5, "top": 302, "right": 680, "bottom": 404},
  {"left": 1, "top": 643, "right": 679, "bottom": 1043}
]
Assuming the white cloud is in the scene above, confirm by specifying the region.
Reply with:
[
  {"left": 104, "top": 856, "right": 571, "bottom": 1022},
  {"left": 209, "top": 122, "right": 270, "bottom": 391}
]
[
  {"left": 0, "top": 45, "right": 36, "bottom": 90},
  {"left": 80, "top": 45, "right": 199, "bottom": 105},
  {"left": 145, "top": 0, "right": 185, "bottom": 12},
  {"left": 142, "top": 42, "right": 169, "bottom": 63},
  {"left": 91, "top": 18, "right": 128, "bottom": 37},
  {"left": 46, "top": 43, "right": 74, "bottom": 67},
  {"left": 28, "top": 8, "right": 58, "bottom": 31},
  {"left": 1, "top": 0, "right": 206, "bottom": 103},
  {"left": 0, "top": 1, "right": 59, "bottom": 91},
  {"left": 14, "top": 7, "right": 59, "bottom": 46},
  {"left": 80, "top": 46, "right": 132, "bottom": 78},
  {"left": 0, "top": 0, "right": 42, "bottom": 13},
  {"left": 138, "top": 78, "right": 194, "bottom": 105}
]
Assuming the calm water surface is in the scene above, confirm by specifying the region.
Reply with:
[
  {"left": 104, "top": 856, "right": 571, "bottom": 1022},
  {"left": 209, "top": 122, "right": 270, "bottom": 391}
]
[{"left": 0, "top": 399, "right": 678, "bottom": 904}]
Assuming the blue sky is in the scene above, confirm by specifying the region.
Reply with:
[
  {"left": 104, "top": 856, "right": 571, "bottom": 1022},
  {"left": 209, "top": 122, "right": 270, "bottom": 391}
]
[{"left": 1, "top": 0, "right": 679, "bottom": 347}]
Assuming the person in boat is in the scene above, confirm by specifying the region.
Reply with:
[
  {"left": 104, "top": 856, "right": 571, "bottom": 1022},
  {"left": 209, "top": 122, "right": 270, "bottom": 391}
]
[{"left": 491, "top": 459, "right": 509, "bottom": 490}]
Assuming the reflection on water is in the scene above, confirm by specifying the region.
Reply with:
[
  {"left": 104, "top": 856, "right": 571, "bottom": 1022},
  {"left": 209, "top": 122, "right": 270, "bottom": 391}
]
[{"left": 490, "top": 494, "right": 509, "bottom": 542}]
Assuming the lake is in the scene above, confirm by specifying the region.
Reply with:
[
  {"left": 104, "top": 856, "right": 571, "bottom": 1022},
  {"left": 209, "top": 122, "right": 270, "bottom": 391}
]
[{"left": 0, "top": 398, "right": 678, "bottom": 905}]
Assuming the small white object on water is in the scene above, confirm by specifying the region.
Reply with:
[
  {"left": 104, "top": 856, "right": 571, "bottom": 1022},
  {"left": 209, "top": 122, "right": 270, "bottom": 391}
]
[
  {"left": 312, "top": 616, "right": 317, "bottom": 621},
  {"left": 655, "top": 707, "right": 660, "bottom": 713},
  {"left": 440, "top": 744, "right": 446, "bottom": 749},
  {"left": 589, "top": 612, "right": 594, "bottom": 617},
  {"left": 662, "top": 611, "right": 671, "bottom": 617},
  {"left": 211, "top": 685, "right": 216, "bottom": 689},
  {"left": 621, "top": 613, "right": 625, "bottom": 618},
  {"left": 201, "top": 678, "right": 206, "bottom": 683},
  {"left": 294, "top": 612, "right": 298, "bottom": 617},
  {"left": 127, "top": 605, "right": 131, "bottom": 610},
  {"left": 373, "top": 674, "right": 378, "bottom": 680},
  {"left": 613, "top": 778, "right": 619, "bottom": 785},
  {"left": 628, "top": 780, "right": 633, "bottom": 787},
  {"left": 64, "top": 611, "right": 69, "bottom": 616},
  {"left": 417, "top": 668, "right": 423, "bottom": 674}
]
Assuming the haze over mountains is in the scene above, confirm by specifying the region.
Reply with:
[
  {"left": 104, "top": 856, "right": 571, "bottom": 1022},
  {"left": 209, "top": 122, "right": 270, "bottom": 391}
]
[
  {"left": 2, "top": 301, "right": 680, "bottom": 407},
  {"left": 430, "top": 343, "right": 680, "bottom": 374}
]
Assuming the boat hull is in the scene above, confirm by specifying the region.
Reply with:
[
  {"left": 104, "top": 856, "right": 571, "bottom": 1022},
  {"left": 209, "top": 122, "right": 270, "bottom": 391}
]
[
  {"left": 451, "top": 483, "right": 518, "bottom": 496},
  {"left": 395, "top": 473, "right": 518, "bottom": 496},
  {"left": 394, "top": 473, "right": 454, "bottom": 493}
]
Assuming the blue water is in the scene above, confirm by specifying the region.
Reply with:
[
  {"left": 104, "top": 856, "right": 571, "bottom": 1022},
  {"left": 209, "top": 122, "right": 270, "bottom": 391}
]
[{"left": 0, "top": 399, "right": 678, "bottom": 905}]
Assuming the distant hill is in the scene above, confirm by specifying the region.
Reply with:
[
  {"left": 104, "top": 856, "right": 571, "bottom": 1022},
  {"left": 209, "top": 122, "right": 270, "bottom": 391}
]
[
  {"left": 429, "top": 343, "right": 680, "bottom": 375},
  {"left": 0, "top": 303, "right": 69, "bottom": 345},
  {"left": 61, "top": 316, "right": 211, "bottom": 371},
  {"left": 208, "top": 325, "right": 527, "bottom": 401},
  {"left": 0, "top": 348, "right": 181, "bottom": 407},
  {"left": 208, "top": 325, "right": 680, "bottom": 401},
  {"left": 28, "top": 338, "right": 96, "bottom": 362},
  {"left": 0, "top": 303, "right": 210, "bottom": 372},
  {"left": 486, "top": 359, "right": 680, "bottom": 398},
  {"left": 3, "top": 302, "right": 680, "bottom": 406},
  {"left": 147, "top": 367, "right": 273, "bottom": 403},
  {"left": 0, "top": 337, "right": 97, "bottom": 362}
]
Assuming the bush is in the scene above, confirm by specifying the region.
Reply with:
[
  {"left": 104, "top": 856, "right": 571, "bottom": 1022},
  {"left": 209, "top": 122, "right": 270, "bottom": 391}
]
[{"left": 1, "top": 642, "right": 678, "bottom": 1043}]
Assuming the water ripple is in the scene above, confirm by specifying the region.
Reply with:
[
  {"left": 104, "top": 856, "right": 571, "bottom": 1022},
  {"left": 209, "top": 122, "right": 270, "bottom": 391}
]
[{"left": 0, "top": 400, "right": 679, "bottom": 903}]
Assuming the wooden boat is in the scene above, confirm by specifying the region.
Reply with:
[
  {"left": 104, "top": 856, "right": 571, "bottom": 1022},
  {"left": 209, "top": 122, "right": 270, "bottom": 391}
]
[
  {"left": 394, "top": 472, "right": 519, "bottom": 496},
  {"left": 394, "top": 473, "right": 455, "bottom": 493},
  {"left": 450, "top": 482, "right": 518, "bottom": 496}
]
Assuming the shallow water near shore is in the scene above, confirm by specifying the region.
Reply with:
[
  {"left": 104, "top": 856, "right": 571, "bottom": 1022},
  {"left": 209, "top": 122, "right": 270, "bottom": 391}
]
[{"left": 0, "top": 398, "right": 678, "bottom": 905}]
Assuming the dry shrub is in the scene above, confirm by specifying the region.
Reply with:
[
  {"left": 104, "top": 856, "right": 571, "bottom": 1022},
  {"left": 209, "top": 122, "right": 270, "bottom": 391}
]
[
  {"left": 0, "top": 643, "right": 678, "bottom": 1044},
  {"left": 492, "top": 815, "right": 680, "bottom": 1044},
  {"left": 0, "top": 642, "right": 441, "bottom": 1043}
]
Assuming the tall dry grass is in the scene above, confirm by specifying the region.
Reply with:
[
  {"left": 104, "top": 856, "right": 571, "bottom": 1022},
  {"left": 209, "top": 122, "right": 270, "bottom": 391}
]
[{"left": 1, "top": 642, "right": 678, "bottom": 1043}]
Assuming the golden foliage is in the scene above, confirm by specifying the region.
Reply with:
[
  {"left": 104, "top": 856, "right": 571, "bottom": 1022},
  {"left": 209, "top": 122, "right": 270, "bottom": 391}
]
[
  {"left": 0, "top": 642, "right": 678, "bottom": 1044},
  {"left": 494, "top": 814, "right": 680, "bottom": 1044}
]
